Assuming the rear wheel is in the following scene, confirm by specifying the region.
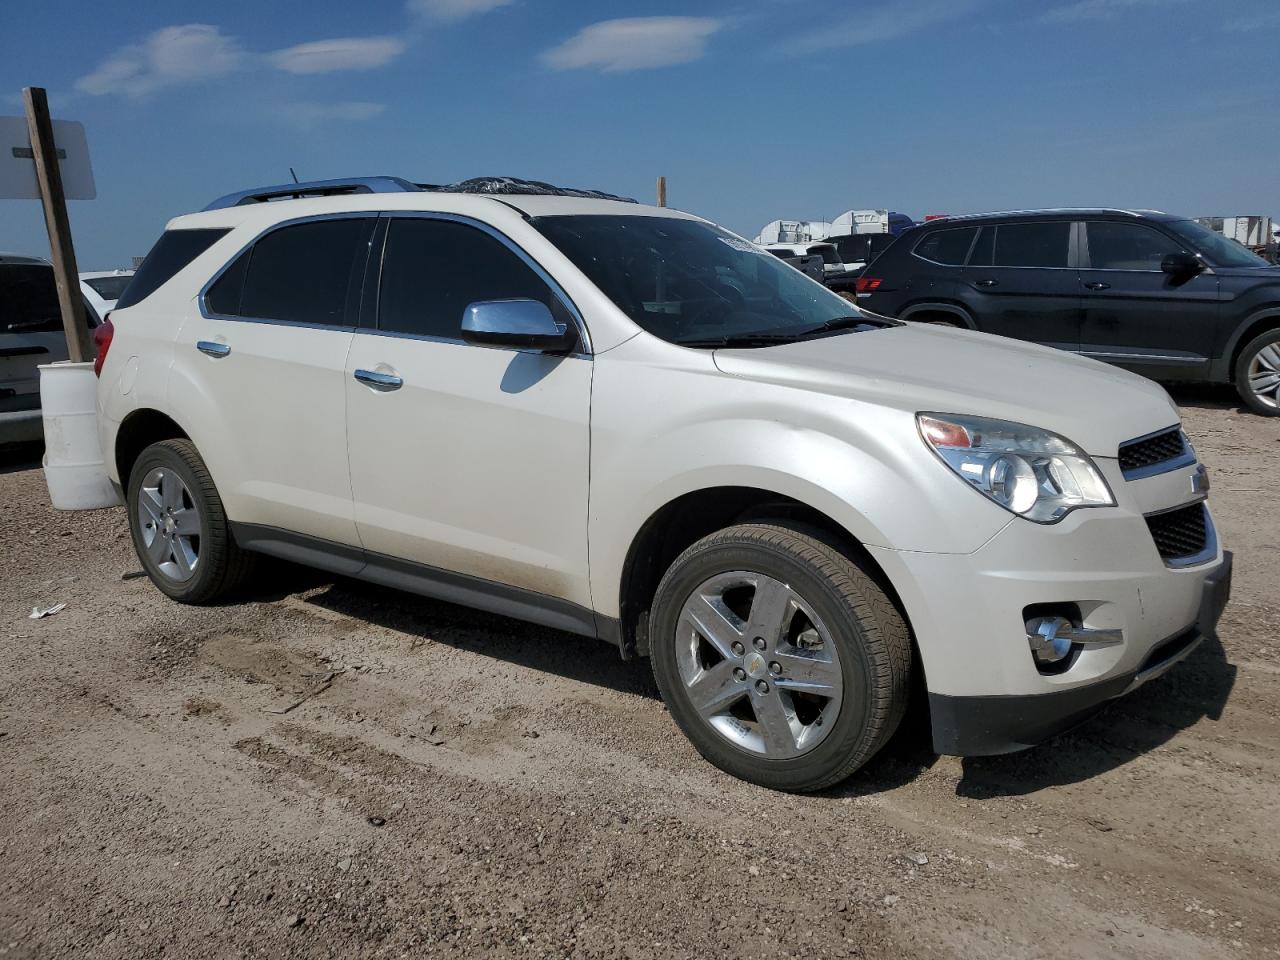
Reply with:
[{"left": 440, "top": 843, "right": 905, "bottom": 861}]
[
  {"left": 649, "top": 523, "right": 911, "bottom": 792},
  {"left": 1235, "top": 329, "right": 1280, "bottom": 416},
  {"left": 126, "top": 439, "right": 255, "bottom": 603}
]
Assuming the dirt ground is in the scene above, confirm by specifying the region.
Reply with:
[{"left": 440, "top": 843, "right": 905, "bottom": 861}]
[{"left": 1, "top": 386, "right": 1278, "bottom": 960}]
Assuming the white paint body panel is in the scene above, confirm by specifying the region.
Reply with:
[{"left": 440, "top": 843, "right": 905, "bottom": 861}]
[{"left": 98, "top": 190, "right": 1226, "bottom": 709}]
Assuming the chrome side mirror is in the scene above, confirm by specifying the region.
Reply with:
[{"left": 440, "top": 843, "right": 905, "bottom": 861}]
[{"left": 460, "top": 299, "right": 576, "bottom": 353}]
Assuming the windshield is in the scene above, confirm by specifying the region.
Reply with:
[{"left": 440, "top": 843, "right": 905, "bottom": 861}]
[
  {"left": 83, "top": 275, "right": 132, "bottom": 300},
  {"left": 1166, "top": 219, "right": 1270, "bottom": 268},
  {"left": 532, "top": 215, "right": 884, "bottom": 347}
]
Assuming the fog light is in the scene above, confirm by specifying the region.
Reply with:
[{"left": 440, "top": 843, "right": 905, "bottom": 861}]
[{"left": 1027, "top": 616, "right": 1075, "bottom": 665}]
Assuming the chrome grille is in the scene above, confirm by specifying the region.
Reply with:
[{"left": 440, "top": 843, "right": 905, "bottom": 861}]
[{"left": 1118, "top": 427, "right": 1190, "bottom": 479}]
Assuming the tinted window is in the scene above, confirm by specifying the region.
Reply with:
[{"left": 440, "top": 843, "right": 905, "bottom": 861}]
[
  {"left": 807, "top": 245, "right": 840, "bottom": 265},
  {"left": 969, "top": 226, "right": 994, "bottom": 266},
  {"left": 0, "top": 265, "right": 61, "bottom": 334},
  {"left": 116, "top": 228, "right": 228, "bottom": 309},
  {"left": 992, "top": 222, "right": 1071, "bottom": 268},
  {"left": 913, "top": 227, "right": 977, "bottom": 265},
  {"left": 378, "top": 218, "right": 557, "bottom": 339},
  {"left": 1085, "top": 222, "right": 1184, "bottom": 270},
  {"left": 238, "top": 218, "right": 372, "bottom": 325},
  {"left": 83, "top": 276, "right": 132, "bottom": 300},
  {"left": 204, "top": 250, "right": 250, "bottom": 316}
]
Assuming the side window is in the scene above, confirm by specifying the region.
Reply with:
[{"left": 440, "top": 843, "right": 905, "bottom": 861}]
[
  {"left": 1086, "top": 221, "right": 1186, "bottom": 270},
  {"left": 992, "top": 222, "right": 1071, "bottom": 268},
  {"left": 0, "top": 265, "right": 61, "bottom": 334},
  {"left": 378, "top": 218, "right": 561, "bottom": 340},
  {"left": 913, "top": 227, "right": 977, "bottom": 265},
  {"left": 969, "top": 226, "right": 994, "bottom": 266},
  {"left": 226, "top": 218, "right": 373, "bottom": 325},
  {"left": 116, "top": 228, "right": 229, "bottom": 309}
]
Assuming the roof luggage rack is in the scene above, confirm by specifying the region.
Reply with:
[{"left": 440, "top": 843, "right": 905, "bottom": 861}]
[
  {"left": 202, "top": 175, "right": 636, "bottom": 212},
  {"left": 203, "top": 176, "right": 421, "bottom": 211}
]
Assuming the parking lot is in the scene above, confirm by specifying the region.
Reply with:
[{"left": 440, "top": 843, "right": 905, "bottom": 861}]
[{"left": 0, "top": 386, "right": 1276, "bottom": 960}]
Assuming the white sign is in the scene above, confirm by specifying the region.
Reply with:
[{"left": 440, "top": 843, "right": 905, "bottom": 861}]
[{"left": 0, "top": 116, "right": 96, "bottom": 200}]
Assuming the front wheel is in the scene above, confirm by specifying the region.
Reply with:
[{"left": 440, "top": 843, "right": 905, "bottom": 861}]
[
  {"left": 1235, "top": 330, "right": 1280, "bottom": 416},
  {"left": 649, "top": 523, "right": 912, "bottom": 792}
]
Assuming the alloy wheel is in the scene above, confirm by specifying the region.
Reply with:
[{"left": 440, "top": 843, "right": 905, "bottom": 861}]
[
  {"left": 1247, "top": 342, "right": 1280, "bottom": 410},
  {"left": 674, "top": 571, "right": 844, "bottom": 759},
  {"left": 137, "top": 467, "right": 201, "bottom": 582}
]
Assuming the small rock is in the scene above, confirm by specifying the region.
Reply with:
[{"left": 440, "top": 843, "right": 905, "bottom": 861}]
[
  {"left": 367, "top": 816, "right": 386, "bottom": 827},
  {"left": 907, "top": 852, "right": 928, "bottom": 866},
  {"left": 883, "top": 895, "right": 901, "bottom": 907},
  {"left": 337, "top": 858, "right": 352, "bottom": 873},
  {"left": 522, "top": 728, "right": 540, "bottom": 739},
  {"left": 217, "top": 896, "right": 231, "bottom": 909},
  {"left": 286, "top": 914, "right": 303, "bottom": 929},
  {"left": 747, "top": 865, "right": 760, "bottom": 877}
]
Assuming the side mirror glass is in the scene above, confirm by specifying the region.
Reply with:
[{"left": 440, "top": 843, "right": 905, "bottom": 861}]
[
  {"left": 461, "top": 299, "right": 576, "bottom": 353},
  {"left": 1161, "top": 252, "right": 1203, "bottom": 277}
]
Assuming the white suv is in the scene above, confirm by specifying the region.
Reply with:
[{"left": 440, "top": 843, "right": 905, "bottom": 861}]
[{"left": 94, "top": 177, "right": 1232, "bottom": 792}]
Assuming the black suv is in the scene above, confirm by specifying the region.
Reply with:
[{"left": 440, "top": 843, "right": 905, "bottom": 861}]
[{"left": 856, "top": 209, "right": 1280, "bottom": 415}]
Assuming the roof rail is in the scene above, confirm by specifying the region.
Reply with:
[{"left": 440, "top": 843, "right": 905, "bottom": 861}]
[{"left": 203, "top": 176, "right": 421, "bottom": 211}]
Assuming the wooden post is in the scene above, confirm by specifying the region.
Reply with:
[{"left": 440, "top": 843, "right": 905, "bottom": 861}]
[
  {"left": 656, "top": 176, "right": 667, "bottom": 208},
  {"left": 23, "top": 86, "right": 92, "bottom": 364}
]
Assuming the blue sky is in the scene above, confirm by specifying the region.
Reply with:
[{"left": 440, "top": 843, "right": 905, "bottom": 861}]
[{"left": 1, "top": 0, "right": 1277, "bottom": 268}]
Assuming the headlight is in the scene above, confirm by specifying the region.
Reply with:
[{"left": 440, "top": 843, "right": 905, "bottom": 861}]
[{"left": 917, "top": 413, "right": 1114, "bottom": 523}]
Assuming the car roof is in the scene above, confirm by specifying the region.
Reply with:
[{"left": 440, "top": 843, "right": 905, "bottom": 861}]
[
  {"left": 165, "top": 192, "right": 705, "bottom": 232},
  {"left": 0, "top": 252, "right": 51, "bottom": 266},
  {"left": 79, "top": 270, "right": 134, "bottom": 279},
  {"left": 921, "top": 208, "right": 1180, "bottom": 226}
]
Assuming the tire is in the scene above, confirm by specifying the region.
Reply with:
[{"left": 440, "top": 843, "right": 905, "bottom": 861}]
[
  {"left": 126, "top": 438, "right": 256, "bottom": 603},
  {"left": 1234, "top": 329, "right": 1280, "bottom": 416},
  {"left": 649, "top": 523, "right": 911, "bottom": 792}
]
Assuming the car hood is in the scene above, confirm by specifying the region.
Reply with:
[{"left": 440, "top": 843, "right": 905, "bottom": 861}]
[{"left": 711, "top": 324, "right": 1179, "bottom": 457}]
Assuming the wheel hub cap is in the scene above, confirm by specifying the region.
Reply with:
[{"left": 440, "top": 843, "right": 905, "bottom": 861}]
[
  {"left": 675, "top": 571, "right": 844, "bottom": 760},
  {"left": 137, "top": 467, "right": 201, "bottom": 583}
]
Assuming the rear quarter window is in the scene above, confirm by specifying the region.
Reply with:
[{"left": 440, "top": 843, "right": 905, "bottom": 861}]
[
  {"left": 116, "top": 228, "right": 229, "bottom": 309},
  {"left": 913, "top": 227, "right": 978, "bottom": 265}
]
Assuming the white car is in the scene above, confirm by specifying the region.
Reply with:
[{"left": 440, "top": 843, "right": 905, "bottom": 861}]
[
  {"left": 80, "top": 270, "right": 134, "bottom": 323},
  {"left": 92, "top": 177, "right": 1232, "bottom": 792}
]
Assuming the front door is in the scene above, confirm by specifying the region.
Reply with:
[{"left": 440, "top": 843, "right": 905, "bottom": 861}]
[
  {"left": 1078, "top": 219, "right": 1219, "bottom": 380},
  {"left": 170, "top": 216, "right": 376, "bottom": 547},
  {"left": 961, "top": 220, "right": 1081, "bottom": 351},
  {"left": 345, "top": 215, "right": 593, "bottom": 609}
]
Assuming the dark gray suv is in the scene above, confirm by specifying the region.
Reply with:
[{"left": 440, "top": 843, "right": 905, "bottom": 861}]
[{"left": 856, "top": 209, "right": 1280, "bottom": 415}]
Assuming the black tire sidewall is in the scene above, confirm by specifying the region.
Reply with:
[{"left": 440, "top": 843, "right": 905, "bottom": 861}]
[
  {"left": 1235, "top": 331, "right": 1280, "bottom": 416},
  {"left": 126, "top": 443, "right": 221, "bottom": 602},
  {"left": 651, "top": 536, "right": 883, "bottom": 792}
]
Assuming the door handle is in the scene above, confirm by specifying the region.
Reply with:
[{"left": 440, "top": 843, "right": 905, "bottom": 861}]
[
  {"left": 196, "top": 340, "right": 231, "bottom": 358},
  {"left": 354, "top": 368, "right": 403, "bottom": 391},
  {"left": 974, "top": 279, "right": 999, "bottom": 288},
  {"left": 1083, "top": 281, "right": 1111, "bottom": 291}
]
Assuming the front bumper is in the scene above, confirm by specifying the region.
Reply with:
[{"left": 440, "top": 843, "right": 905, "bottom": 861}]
[{"left": 929, "top": 551, "right": 1232, "bottom": 755}]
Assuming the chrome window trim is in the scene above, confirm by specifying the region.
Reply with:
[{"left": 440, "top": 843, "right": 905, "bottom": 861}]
[
  {"left": 369, "top": 211, "right": 593, "bottom": 357},
  {"left": 1082, "top": 349, "right": 1205, "bottom": 364},
  {"left": 196, "top": 211, "right": 377, "bottom": 332}
]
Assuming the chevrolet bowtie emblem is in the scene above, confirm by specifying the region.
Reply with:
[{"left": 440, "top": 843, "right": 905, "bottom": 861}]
[{"left": 1191, "top": 464, "right": 1210, "bottom": 495}]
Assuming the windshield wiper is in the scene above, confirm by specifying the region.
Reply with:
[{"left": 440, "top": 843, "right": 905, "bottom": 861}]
[
  {"left": 678, "top": 333, "right": 802, "bottom": 349},
  {"left": 797, "top": 314, "right": 897, "bottom": 338}
]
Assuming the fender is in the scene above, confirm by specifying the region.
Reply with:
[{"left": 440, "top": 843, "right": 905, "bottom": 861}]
[
  {"left": 1212, "top": 307, "right": 1280, "bottom": 381},
  {"left": 898, "top": 302, "right": 977, "bottom": 328}
]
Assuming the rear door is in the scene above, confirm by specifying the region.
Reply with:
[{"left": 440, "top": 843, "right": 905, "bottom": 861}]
[
  {"left": 962, "top": 220, "right": 1081, "bottom": 350},
  {"left": 344, "top": 214, "right": 593, "bottom": 608},
  {"left": 1078, "top": 219, "right": 1218, "bottom": 379},
  {"left": 170, "top": 216, "right": 376, "bottom": 546}
]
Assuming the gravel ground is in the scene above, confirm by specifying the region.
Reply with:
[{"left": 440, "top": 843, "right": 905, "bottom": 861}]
[{"left": 1, "top": 387, "right": 1278, "bottom": 959}]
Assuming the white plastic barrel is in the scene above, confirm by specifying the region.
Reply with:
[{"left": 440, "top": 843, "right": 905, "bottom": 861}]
[{"left": 38, "top": 360, "right": 122, "bottom": 510}]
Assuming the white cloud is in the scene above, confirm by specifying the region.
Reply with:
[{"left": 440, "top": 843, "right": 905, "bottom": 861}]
[
  {"left": 1044, "top": 0, "right": 1189, "bottom": 22},
  {"left": 1223, "top": 8, "right": 1280, "bottom": 31},
  {"left": 77, "top": 24, "right": 243, "bottom": 97},
  {"left": 281, "top": 101, "right": 389, "bottom": 127},
  {"left": 783, "top": 0, "right": 978, "bottom": 54},
  {"left": 541, "top": 17, "right": 724, "bottom": 73},
  {"left": 268, "top": 36, "right": 406, "bottom": 74},
  {"left": 406, "top": 0, "right": 513, "bottom": 21}
]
